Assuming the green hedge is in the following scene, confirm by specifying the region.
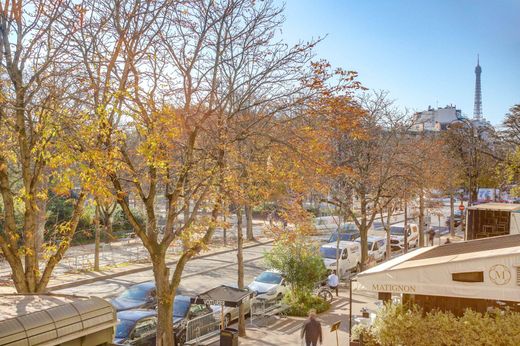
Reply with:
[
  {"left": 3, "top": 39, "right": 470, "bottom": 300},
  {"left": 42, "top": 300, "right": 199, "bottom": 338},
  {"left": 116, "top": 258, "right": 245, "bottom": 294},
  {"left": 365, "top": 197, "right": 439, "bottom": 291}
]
[
  {"left": 283, "top": 291, "right": 330, "bottom": 317},
  {"left": 352, "top": 303, "right": 520, "bottom": 346}
]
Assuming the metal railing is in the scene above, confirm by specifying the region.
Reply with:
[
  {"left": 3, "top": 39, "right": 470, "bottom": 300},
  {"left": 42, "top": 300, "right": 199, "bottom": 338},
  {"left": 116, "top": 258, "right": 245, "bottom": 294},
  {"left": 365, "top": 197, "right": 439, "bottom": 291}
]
[
  {"left": 185, "top": 311, "right": 221, "bottom": 344},
  {"left": 250, "top": 297, "right": 288, "bottom": 327}
]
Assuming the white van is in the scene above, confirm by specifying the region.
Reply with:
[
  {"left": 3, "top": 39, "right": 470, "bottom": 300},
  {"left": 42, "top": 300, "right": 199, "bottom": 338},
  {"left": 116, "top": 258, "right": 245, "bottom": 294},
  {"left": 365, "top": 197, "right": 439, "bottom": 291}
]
[
  {"left": 355, "top": 236, "right": 387, "bottom": 262},
  {"left": 389, "top": 223, "right": 419, "bottom": 251},
  {"left": 319, "top": 241, "right": 361, "bottom": 277}
]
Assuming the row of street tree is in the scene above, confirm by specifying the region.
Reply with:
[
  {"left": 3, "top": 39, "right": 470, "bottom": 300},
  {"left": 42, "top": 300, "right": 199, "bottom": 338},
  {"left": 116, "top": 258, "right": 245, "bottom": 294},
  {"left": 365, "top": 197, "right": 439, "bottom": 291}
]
[{"left": 0, "top": 1, "right": 518, "bottom": 344}]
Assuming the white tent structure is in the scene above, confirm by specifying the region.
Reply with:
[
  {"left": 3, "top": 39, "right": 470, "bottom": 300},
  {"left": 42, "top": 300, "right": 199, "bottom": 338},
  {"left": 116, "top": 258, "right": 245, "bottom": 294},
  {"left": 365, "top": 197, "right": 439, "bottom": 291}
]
[{"left": 355, "top": 235, "right": 520, "bottom": 314}]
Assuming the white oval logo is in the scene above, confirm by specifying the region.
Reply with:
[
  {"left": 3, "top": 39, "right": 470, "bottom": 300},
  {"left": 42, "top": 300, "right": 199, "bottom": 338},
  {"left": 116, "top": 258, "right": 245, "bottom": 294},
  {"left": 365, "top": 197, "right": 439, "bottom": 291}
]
[{"left": 489, "top": 264, "right": 511, "bottom": 285}]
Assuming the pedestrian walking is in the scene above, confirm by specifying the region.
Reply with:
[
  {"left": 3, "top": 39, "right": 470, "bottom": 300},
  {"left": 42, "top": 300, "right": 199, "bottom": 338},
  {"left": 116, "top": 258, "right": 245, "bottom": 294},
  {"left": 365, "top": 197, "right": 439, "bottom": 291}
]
[
  {"left": 327, "top": 270, "right": 339, "bottom": 297},
  {"left": 301, "top": 309, "right": 322, "bottom": 346},
  {"left": 428, "top": 228, "right": 435, "bottom": 246}
]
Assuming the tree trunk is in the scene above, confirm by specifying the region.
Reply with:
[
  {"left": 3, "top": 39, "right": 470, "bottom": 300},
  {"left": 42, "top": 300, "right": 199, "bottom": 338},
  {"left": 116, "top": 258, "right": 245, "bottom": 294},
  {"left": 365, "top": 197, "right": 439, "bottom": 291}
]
[
  {"left": 236, "top": 207, "right": 246, "bottom": 336},
  {"left": 418, "top": 191, "right": 425, "bottom": 247},
  {"left": 448, "top": 193, "right": 455, "bottom": 235},
  {"left": 385, "top": 207, "right": 392, "bottom": 261},
  {"left": 103, "top": 213, "right": 113, "bottom": 243},
  {"left": 35, "top": 197, "right": 47, "bottom": 255},
  {"left": 379, "top": 208, "right": 392, "bottom": 261},
  {"left": 155, "top": 260, "right": 174, "bottom": 346},
  {"left": 403, "top": 199, "right": 408, "bottom": 253},
  {"left": 335, "top": 212, "right": 342, "bottom": 277},
  {"left": 245, "top": 204, "right": 254, "bottom": 241},
  {"left": 182, "top": 181, "right": 190, "bottom": 251},
  {"left": 223, "top": 212, "right": 227, "bottom": 246},
  {"left": 359, "top": 199, "right": 368, "bottom": 270},
  {"left": 94, "top": 206, "right": 101, "bottom": 271}
]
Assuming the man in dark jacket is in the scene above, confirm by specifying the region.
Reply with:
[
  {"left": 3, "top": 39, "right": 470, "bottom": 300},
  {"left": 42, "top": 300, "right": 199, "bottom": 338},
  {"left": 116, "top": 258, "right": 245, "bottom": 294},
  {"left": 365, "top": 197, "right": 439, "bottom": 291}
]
[
  {"left": 301, "top": 309, "right": 322, "bottom": 346},
  {"left": 428, "top": 228, "right": 436, "bottom": 246}
]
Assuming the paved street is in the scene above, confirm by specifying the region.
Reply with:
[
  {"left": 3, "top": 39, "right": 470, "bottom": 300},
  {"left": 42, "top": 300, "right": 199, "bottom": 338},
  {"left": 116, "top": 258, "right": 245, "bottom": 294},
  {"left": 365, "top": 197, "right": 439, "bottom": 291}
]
[
  {"left": 49, "top": 208, "right": 412, "bottom": 297},
  {"left": 51, "top": 241, "right": 272, "bottom": 298}
]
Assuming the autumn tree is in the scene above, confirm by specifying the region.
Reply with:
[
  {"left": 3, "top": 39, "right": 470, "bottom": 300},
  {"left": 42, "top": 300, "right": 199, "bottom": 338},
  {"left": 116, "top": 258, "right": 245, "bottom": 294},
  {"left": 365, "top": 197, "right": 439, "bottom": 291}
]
[
  {"left": 501, "top": 104, "right": 520, "bottom": 146},
  {"left": 443, "top": 119, "right": 499, "bottom": 205},
  {"left": 0, "top": 0, "right": 97, "bottom": 293},
  {"left": 498, "top": 104, "right": 520, "bottom": 196},
  {"left": 323, "top": 91, "right": 407, "bottom": 269},
  {"left": 72, "top": 0, "right": 318, "bottom": 344},
  {"left": 398, "top": 134, "right": 447, "bottom": 246}
]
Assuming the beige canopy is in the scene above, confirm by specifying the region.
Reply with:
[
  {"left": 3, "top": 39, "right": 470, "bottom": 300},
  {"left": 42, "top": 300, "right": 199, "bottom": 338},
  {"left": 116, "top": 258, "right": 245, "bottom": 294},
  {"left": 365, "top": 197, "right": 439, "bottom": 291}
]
[
  {"left": 0, "top": 294, "right": 116, "bottom": 346},
  {"left": 356, "top": 235, "right": 520, "bottom": 302}
]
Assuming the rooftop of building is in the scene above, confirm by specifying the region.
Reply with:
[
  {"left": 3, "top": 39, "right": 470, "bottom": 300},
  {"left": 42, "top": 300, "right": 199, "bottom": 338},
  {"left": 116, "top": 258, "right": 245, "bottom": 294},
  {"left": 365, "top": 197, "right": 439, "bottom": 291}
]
[
  {"left": 467, "top": 202, "right": 520, "bottom": 211},
  {"left": 0, "top": 294, "right": 88, "bottom": 321}
]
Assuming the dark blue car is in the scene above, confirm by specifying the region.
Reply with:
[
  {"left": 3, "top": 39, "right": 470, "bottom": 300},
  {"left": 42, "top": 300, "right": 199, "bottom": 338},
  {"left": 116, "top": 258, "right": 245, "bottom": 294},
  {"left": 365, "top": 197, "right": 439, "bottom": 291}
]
[
  {"left": 114, "top": 310, "right": 157, "bottom": 345},
  {"left": 111, "top": 281, "right": 157, "bottom": 312}
]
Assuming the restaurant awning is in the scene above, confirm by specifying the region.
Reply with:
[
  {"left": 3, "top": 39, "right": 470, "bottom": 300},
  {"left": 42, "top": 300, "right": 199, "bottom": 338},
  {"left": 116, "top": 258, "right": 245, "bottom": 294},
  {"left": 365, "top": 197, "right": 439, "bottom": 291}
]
[
  {"left": 355, "top": 235, "right": 520, "bottom": 302},
  {"left": 191, "top": 285, "right": 253, "bottom": 308}
]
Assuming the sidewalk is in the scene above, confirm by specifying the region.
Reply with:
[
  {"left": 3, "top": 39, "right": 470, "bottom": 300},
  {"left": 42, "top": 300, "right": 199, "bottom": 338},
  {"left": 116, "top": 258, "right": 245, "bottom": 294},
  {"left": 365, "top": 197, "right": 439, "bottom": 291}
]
[{"left": 211, "top": 282, "right": 379, "bottom": 346}]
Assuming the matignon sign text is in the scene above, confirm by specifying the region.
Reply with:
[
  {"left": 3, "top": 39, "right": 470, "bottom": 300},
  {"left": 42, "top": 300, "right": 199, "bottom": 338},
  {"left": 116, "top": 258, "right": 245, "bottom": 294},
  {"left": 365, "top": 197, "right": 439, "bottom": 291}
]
[{"left": 372, "top": 284, "right": 416, "bottom": 293}]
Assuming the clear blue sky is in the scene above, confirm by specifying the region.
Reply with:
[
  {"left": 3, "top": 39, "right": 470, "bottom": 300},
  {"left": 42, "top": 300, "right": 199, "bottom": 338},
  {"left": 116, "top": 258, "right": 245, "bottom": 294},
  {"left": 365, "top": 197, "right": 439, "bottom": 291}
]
[{"left": 280, "top": 0, "right": 520, "bottom": 125}]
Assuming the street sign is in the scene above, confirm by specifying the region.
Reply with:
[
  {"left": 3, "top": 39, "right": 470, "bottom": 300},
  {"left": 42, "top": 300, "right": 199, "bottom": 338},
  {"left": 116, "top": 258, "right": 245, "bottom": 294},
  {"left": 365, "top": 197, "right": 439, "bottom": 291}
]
[
  {"left": 330, "top": 320, "right": 341, "bottom": 332},
  {"left": 330, "top": 320, "right": 341, "bottom": 346},
  {"left": 459, "top": 205, "right": 465, "bottom": 211}
]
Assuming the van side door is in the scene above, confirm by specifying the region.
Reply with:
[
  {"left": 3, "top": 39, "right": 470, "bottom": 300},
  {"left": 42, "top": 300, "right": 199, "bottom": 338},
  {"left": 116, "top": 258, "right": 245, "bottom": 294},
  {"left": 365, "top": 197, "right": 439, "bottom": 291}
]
[{"left": 339, "top": 248, "right": 349, "bottom": 274}]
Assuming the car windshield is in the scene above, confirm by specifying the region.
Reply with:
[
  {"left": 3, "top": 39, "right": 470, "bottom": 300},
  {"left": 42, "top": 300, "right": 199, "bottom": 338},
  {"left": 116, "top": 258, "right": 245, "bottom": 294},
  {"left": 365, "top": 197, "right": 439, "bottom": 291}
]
[
  {"left": 390, "top": 226, "right": 405, "bottom": 235},
  {"left": 329, "top": 232, "right": 356, "bottom": 242},
  {"left": 341, "top": 224, "right": 358, "bottom": 231},
  {"left": 115, "top": 319, "right": 134, "bottom": 338},
  {"left": 173, "top": 298, "right": 191, "bottom": 318},
  {"left": 119, "top": 286, "right": 150, "bottom": 301},
  {"left": 320, "top": 247, "right": 339, "bottom": 259},
  {"left": 255, "top": 271, "right": 282, "bottom": 284}
]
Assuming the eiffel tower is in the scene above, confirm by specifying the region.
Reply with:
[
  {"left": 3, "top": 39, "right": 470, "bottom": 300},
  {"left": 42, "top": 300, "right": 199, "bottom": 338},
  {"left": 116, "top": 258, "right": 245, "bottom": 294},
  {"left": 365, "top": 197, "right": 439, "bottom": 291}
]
[{"left": 473, "top": 55, "right": 482, "bottom": 120}]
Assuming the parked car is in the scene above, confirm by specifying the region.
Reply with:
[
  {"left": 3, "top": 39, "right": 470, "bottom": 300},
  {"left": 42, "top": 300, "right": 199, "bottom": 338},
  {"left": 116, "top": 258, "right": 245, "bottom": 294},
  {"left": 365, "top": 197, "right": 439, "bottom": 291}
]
[
  {"left": 247, "top": 270, "right": 288, "bottom": 302},
  {"left": 389, "top": 223, "right": 419, "bottom": 251},
  {"left": 210, "top": 284, "right": 252, "bottom": 327},
  {"left": 319, "top": 241, "right": 361, "bottom": 277},
  {"left": 355, "top": 236, "right": 387, "bottom": 262},
  {"left": 111, "top": 281, "right": 157, "bottom": 312},
  {"left": 113, "top": 309, "right": 157, "bottom": 345},
  {"left": 173, "top": 295, "right": 216, "bottom": 346},
  {"left": 327, "top": 223, "right": 360, "bottom": 243}
]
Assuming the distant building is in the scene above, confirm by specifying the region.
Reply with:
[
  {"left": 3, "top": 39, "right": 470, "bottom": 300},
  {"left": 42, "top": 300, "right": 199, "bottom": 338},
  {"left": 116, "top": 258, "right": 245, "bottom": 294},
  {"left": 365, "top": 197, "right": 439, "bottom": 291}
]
[
  {"left": 411, "top": 105, "right": 462, "bottom": 132},
  {"left": 411, "top": 57, "right": 494, "bottom": 134}
]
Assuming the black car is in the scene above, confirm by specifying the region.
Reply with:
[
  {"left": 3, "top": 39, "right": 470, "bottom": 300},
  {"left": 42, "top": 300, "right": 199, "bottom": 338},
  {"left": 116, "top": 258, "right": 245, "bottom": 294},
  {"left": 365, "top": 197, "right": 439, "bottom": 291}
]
[
  {"left": 114, "top": 309, "right": 157, "bottom": 345},
  {"left": 111, "top": 281, "right": 157, "bottom": 312},
  {"left": 327, "top": 223, "right": 360, "bottom": 243},
  {"left": 173, "top": 295, "right": 216, "bottom": 345}
]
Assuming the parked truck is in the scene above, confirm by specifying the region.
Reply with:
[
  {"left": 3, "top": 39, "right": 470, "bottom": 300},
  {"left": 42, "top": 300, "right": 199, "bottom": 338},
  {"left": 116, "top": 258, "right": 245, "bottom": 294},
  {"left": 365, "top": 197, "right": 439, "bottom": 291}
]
[{"left": 465, "top": 203, "right": 520, "bottom": 240}]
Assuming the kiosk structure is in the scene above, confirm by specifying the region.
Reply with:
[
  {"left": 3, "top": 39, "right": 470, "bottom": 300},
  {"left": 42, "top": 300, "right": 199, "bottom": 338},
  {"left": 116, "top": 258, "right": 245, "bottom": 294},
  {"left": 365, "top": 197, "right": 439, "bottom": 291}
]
[
  {"left": 355, "top": 235, "right": 520, "bottom": 316},
  {"left": 0, "top": 294, "right": 116, "bottom": 346}
]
